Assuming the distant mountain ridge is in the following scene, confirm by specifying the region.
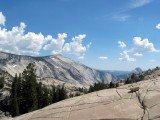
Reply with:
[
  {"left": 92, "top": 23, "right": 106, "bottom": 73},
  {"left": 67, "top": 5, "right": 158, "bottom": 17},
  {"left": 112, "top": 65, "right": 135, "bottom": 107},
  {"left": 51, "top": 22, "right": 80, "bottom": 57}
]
[
  {"left": 0, "top": 51, "right": 116, "bottom": 88},
  {"left": 108, "top": 67, "right": 143, "bottom": 80},
  {"left": 0, "top": 51, "right": 142, "bottom": 87}
]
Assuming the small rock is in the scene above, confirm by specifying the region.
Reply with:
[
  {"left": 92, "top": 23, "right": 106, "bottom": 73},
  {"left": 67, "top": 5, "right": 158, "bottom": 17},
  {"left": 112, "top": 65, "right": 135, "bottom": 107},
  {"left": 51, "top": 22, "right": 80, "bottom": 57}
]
[{"left": 130, "top": 87, "right": 139, "bottom": 92}]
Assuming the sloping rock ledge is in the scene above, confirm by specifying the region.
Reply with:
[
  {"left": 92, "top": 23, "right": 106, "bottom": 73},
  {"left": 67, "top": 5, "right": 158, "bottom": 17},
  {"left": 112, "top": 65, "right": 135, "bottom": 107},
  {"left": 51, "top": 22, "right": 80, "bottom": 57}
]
[{"left": 12, "top": 75, "right": 160, "bottom": 120}]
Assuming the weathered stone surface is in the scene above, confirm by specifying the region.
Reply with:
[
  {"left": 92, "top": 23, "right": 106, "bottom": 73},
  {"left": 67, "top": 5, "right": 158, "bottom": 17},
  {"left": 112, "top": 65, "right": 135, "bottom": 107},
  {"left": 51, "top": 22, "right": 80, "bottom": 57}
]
[{"left": 12, "top": 70, "right": 160, "bottom": 120}]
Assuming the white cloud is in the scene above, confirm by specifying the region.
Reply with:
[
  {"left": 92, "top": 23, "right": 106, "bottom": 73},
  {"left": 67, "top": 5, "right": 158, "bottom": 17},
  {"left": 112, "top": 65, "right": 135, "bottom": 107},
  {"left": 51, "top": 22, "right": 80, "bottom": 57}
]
[
  {"left": 98, "top": 56, "right": 108, "bottom": 60},
  {"left": 156, "top": 23, "right": 160, "bottom": 29},
  {"left": 133, "top": 37, "right": 159, "bottom": 52},
  {"left": 62, "top": 34, "right": 90, "bottom": 56},
  {"left": 118, "top": 37, "right": 159, "bottom": 61},
  {"left": 130, "top": 0, "right": 153, "bottom": 9},
  {"left": 119, "top": 51, "right": 136, "bottom": 62},
  {"left": 78, "top": 56, "right": 84, "bottom": 60},
  {"left": 51, "top": 51, "right": 59, "bottom": 55},
  {"left": 0, "top": 12, "right": 6, "bottom": 26},
  {"left": 43, "top": 33, "right": 67, "bottom": 52},
  {"left": 112, "top": 14, "right": 131, "bottom": 22},
  {"left": 134, "top": 53, "right": 143, "bottom": 57},
  {"left": 118, "top": 41, "right": 126, "bottom": 48},
  {"left": 43, "top": 34, "right": 90, "bottom": 57},
  {"left": 0, "top": 20, "right": 90, "bottom": 57},
  {"left": 0, "top": 12, "right": 91, "bottom": 58},
  {"left": 0, "top": 22, "right": 50, "bottom": 55}
]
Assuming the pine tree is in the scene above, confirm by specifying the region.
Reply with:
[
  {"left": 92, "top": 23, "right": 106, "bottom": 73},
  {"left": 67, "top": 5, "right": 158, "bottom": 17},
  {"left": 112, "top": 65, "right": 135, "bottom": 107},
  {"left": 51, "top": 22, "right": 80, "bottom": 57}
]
[
  {"left": 51, "top": 84, "right": 67, "bottom": 103},
  {"left": 16, "top": 73, "right": 23, "bottom": 114},
  {"left": 42, "top": 86, "right": 49, "bottom": 107},
  {"left": 51, "top": 85, "right": 56, "bottom": 103},
  {"left": 54, "top": 85, "right": 60, "bottom": 102},
  {"left": 21, "top": 63, "right": 38, "bottom": 113},
  {"left": 109, "top": 81, "right": 115, "bottom": 88},
  {"left": 10, "top": 74, "right": 19, "bottom": 117},
  {"left": 0, "top": 74, "right": 4, "bottom": 89},
  {"left": 37, "top": 82, "right": 43, "bottom": 109},
  {"left": 59, "top": 84, "right": 67, "bottom": 100}
]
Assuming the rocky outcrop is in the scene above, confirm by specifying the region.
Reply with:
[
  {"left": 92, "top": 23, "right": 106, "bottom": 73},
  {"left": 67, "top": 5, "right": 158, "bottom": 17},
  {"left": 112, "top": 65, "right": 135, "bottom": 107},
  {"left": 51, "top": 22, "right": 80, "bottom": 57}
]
[{"left": 12, "top": 69, "right": 160, "bottom": 120}]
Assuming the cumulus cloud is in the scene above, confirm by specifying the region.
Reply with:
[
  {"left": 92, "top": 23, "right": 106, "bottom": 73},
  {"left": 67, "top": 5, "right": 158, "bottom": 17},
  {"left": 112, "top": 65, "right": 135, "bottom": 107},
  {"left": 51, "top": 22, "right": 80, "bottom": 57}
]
[
  {"left": 43, "top": 34, "right": 91, "bottom": 58},
  {"left": 133, "top": 37, "right": 159, "bottom": 52},
  {"left": 118, "top": 36, "right": 159, "bottom": 61},
  {"left": 62, "top": 34, "right": 90, "bottom": 56},
  {"left": 43, "top": 33, "right": 67, "bottom": 52},
  {"left": 156, "top": 23, "right": 160, "bottom": 29},
  {"left": 0, "top": 16, "right": 91, "bottom": 58},
  {"left": 0, "top": 12, "right": 91, "bottom": 58},
  {"left": 0, "top": 12, "right": 6, "bottom": 26},
  {"left": 119, "top": 51, "right": 136, "bottom": 62},
  {"left": 134, "top": 53, "right": 143, "bottom": 57},
  {"left": 98, "top": 56, "right": 108, "bottom": 60},
  {"left": 0, "top": 11, "right": 92, "bottom": 58},
  {"left": 0, "top": 22, "right": 50, "bottom": 55},
  {"left": 118, "top": 41, "right": 126, "bottom": 48}
]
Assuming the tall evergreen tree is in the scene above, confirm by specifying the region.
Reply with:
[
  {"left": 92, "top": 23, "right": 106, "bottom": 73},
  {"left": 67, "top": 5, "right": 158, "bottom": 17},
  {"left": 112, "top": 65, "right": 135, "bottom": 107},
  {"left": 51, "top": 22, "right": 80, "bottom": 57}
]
[
  {"left": 51, "top": 84, "right": 67, "bottom": 103},
  {"left": 41, "top": 86, "right": 49, "bottom": 107},
  {"left": 10, "top": 74, "right": 19, "bottom": 117},
  {"left": 51, "top": 85, "right": 56, "bottom": 103},
  {"left": 109, "top": 81, "right": 115, "bottom": 88},
  {"left": 21, "top": 63, "right": 38, "bottom": 113},
  {"left": 36, "top": 82, "right": 43, "bottom": 109},
  {"left": 59, "top": 84, "right": 67, "bottom": 100},
  {"left": 0, "top": 74, "right": 4, "bottom": 89}
]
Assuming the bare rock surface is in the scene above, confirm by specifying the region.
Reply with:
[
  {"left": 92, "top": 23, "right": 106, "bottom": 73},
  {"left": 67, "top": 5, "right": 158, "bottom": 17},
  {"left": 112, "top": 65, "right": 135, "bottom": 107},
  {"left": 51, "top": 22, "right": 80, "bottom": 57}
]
[{"left": 12, "top": 72, "right": 160, "bottom": 120}]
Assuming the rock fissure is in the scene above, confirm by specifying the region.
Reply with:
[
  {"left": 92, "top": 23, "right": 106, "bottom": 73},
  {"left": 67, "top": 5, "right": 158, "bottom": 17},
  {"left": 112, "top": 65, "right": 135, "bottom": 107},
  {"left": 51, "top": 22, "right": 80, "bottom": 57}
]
[
  {"left": 135, "top": 81, "right": 154, "bottom": 120},
  {"left": 116, "top": 88, "right": 122, "bottom": 99}
]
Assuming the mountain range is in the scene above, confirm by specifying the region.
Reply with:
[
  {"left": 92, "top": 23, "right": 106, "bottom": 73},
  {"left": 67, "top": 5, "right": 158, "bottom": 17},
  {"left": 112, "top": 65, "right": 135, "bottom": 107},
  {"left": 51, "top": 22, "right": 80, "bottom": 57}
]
[{"left": 0, "top": 51, "right": 142, "bottom": 88}]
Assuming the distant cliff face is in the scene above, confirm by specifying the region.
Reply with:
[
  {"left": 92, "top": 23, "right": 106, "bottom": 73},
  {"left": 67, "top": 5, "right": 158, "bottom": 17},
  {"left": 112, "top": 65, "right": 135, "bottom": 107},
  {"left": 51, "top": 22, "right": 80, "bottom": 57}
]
[{"left": 0, "top": 51, "right": 115, "bottom": 87}]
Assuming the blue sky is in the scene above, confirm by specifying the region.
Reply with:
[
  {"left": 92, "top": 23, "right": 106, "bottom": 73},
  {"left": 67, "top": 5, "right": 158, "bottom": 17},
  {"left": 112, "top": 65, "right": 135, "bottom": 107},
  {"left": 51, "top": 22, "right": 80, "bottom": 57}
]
[{"left": 0, "top": 0, "right": 160, "bottom": 71}]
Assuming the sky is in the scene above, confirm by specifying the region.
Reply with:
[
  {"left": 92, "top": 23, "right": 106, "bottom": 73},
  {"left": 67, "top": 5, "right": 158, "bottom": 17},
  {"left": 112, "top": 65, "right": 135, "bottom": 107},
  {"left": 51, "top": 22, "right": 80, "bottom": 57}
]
[{"left": 0, "top": 0, "right": 160, "bottom": 71}]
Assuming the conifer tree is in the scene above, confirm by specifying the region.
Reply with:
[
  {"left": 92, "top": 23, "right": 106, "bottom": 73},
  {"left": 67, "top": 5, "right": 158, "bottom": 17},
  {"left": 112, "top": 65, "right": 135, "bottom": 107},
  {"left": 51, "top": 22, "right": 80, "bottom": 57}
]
[
  {"left": 41, "top": 86, "right": 49, "bottom": 107},
  {"left": 21, "top": 63, "right": 38, "bottom": 113},
  {"left": 109, "top": 81, "right": 115, "bottom": 88},
  {"left": 0, "top": 74, "right": 4, "bottom": 89},
  {"left": 37, "top": 82, "right": 43, "bottom": 109},
  {"left": 59, "top": 84, "right": 67, "bottom": 100},
  {"left": 11, "top": 74, "right": 19, "bottom": 117}
]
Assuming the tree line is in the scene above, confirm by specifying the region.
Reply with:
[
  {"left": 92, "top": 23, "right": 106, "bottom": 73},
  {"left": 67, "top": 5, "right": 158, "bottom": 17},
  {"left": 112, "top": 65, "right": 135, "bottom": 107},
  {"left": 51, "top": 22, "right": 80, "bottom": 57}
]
[
  {"left": 88, "top": 72, "right": 145, "bottom": 93},
  {"left": 124, "top": 73, "right": 144, "bottom": 84},
  {"left": 0, "top": 63, "right": 68, "bottom": 117},
  {"left": 88, "top": 81, "right": 119, "bottom": 93}
]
